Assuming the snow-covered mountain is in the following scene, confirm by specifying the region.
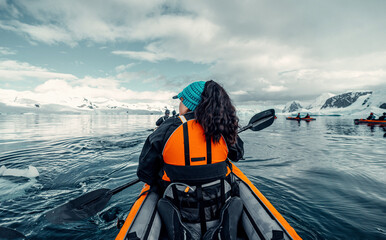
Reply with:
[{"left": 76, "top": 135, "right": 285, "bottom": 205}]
[
  {"left": 305, "top": 93, "right": 335, "bottom": 110},
  {"left": 282, "top": 101, "right": 302, "bottom": 113},
  {"left": 0, "top": 89, "right": 174, "bottom": 115},
  {"left": 1, "top": 87, "right": 385, "bottom": 116},
  {"left": 320, "top": 91, "right": 372, "bottom": 109},
  {"left": 282, "top": 89, "right": 386, "bottom": 116}
]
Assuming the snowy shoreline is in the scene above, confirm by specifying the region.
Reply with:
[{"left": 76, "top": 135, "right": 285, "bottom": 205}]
[{"left": 1, "top": 89, "right": 385, "bottom": 116}]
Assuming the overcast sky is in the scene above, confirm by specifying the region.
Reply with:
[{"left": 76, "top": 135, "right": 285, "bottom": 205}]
[{"left": 0, "top": 0, "right": 385, "bottom": 105}]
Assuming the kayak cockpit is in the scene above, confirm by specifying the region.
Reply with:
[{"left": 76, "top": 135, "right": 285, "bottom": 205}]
[{"left": 115, "top": 164, "right": 301, "bottom": 240}]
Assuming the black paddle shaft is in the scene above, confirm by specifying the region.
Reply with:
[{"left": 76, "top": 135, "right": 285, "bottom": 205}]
[
  {"left": 45, "top": 179, "right": 140, "bottom": 224},
  {"left": 111, "top": 178, "right": 140, "bottom": 195}
]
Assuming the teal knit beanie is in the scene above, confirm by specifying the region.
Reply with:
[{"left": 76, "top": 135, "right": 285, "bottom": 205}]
[{"left": 173, "top": 81, "right": 205, "bottom": 111}]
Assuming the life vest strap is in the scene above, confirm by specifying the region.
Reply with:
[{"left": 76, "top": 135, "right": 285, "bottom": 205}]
[
  {"left": 206, "top": 138, "right": 212, "bottom": 164},
  {"left": 178, "top": 115, "right": 187, "bottom": 123},
  {"left": 179, "top": 115, "right": 213, "bottom": 166},
  {"left": 182, "top": 121, "right": 190, "bottom": 166},
  {"left": 196, "top": 185, "right": 207, "bottom": 235},
  {"left": 178, "top": 115, "right": 191, "bottom": 166},
  {"left": 220, "top": 178, "right": 225, "bottom": 205}
]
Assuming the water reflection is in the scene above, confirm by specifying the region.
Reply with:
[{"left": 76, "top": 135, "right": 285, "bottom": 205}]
[{"left": 0, "top": 114, "right": 160, "bottom": 143}]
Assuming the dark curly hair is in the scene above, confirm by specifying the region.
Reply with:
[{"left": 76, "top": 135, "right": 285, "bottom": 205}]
[{"left": 194, "top": 80, "right": 239, "bottom": 145}]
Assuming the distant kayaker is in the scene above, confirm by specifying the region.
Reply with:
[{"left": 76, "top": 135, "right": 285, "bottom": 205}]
[
  {"left": 378, "top": 112, "right": 386, "bottom": 120},
  {"left": 305, "top": 113, "right": 310, "bottom": 118},
  {"left": 366, "top": 112, "right": 375, "bottom": 120},
  {"left": 171, "top": 110, "right": 177, "bottom": 117},
  {"left": 296, "top": 113, "right": 301, "bottom": 118},
  {"left": 155, "top": 109, "right": 170, "bottom": 126},
  {"left": 137, "top": 80, "right": 244, "bottom": 238}
]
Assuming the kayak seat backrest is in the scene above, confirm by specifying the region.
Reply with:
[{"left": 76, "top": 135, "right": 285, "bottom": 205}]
[
  {"left": 158, "top": 178, "right": 243, "bottom": 238},
  {"left": 162, "top": 179, "right": 232, "bottom": 224},
  {"left": 157, "top": 197, "right": 201, "bottom": 240},
  {"left": 157, "top": 196, "right": 244, "bottom": 240},
  {"left": 202, "top": 196, "right": 243, "bottom": 240}
]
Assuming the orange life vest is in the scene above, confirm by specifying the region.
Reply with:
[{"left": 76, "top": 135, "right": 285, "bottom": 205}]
[{"left": 161, "top": 115, "right": 229, "bottom": 184}]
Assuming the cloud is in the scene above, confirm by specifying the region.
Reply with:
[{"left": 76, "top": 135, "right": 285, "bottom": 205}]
[
  {"left": 0, "top": 0, "right": 21, "bottom": 18},
  {"left": 0, "top": 58, "right": 173, "bottom": 103},
  {"left": 0, "top": 47, "right": 16, "bottom": 55},
  {"left": 112, "top": 50, "right": 169, "bottom": 62},
  {"left": 0, "top": 0, "right": 169, "bottom": 45},
  {"left": 0, "top": 58, "right": 176, "bottom": 103},
  {"left": 263, "top": 85, "right": 287, "bottom": 93},
  {"left": 32, "top": 79, "right": 175, "bottom": 103},
  {"left": 115, "top": 63, "right": 135, "bottom": 72},
  {"left": 0, "top": 60, "right": 77, "bottom": 81},
  {"left": 0, "top": 0, "right": 385, "bottom": 102},
  {"left": 34, "top": 79, "right": 73, "bottom": 93},
  {"left": 230, "top": 90, "right": 248, "bottom": 95}
]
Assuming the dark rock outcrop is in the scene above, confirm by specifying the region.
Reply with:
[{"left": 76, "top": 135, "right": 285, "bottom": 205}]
[
  {"left": 380, "top": 103, "right": 386, "bottom": 109},
  {"left": 321, "top": 91, "right": 372, "bottom": 109},
  {"left": 77, "top": 98, "right": 98, "bottom": 109},
  {"left": 282, "top": 101, "right": 302, "bottom": 113}
]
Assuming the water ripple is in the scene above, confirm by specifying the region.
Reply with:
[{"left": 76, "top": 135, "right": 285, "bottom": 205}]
[{"left": 0, "top": 115, "right": 385, "bottom": 239}]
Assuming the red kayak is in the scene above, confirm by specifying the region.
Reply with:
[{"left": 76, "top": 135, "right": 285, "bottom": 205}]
[
  {"left": 286, "top": 117, "right": 316, "bottom": 121},
  {"left": 354, "top": 119, "right": 386, "bottom": 125}
]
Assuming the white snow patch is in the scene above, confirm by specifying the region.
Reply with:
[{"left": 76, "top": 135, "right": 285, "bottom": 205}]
[
  {"left": 306, "top": 93, "right": 336, "bottom": 110},
  {"left": 0, "top": 165, "right": 39, "bottom": 178}
]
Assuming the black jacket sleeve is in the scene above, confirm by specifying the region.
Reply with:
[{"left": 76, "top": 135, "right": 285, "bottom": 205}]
[
  {"left": 137, "top": 134, "right": 162, "bottom": 185},
  {"left": 155, "top": 117, "right": 164, "bottom": 126},
  {"left": 137, "top": 118, "right": 176, "bottom": 185},
  {"left": 227, "top": 136, "right": 244, "bottom": 162}
]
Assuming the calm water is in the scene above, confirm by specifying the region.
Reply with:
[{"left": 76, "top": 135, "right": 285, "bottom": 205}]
[{"left": 0, "top": 114, "right": 385, "bottom": 240}]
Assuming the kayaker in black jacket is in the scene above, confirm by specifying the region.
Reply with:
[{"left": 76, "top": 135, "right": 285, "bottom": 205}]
[
  {"left": 155, "top": 109, "right": 170, "bottom": 126},
  {"left": 296, "top": 113, "right": 301, "bottom": 119},
  {"left": 138, "top": 80, "right": 243, "bottom": 187},
  {"left": 366, "top": 112, "right": 375, "bottom": 120},
  {"left": 378, "top": 112, "right": 386, "bottom": 120},
  {"left": 137, "top": 80, "right": 244, "bottom": 238}
]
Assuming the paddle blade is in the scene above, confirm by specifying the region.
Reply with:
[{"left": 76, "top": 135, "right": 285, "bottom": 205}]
[
  {"left": 45, "top": 188, "right": 112, "bottom": 224},
  {"left": 0, "top": 227, "right": 27, "bottom": 239},
  {"left": 248, "top": 109, "right": 275, "bottom": 131}
]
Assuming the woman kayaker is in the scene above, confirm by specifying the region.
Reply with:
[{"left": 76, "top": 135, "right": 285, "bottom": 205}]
[
  {"left": 137, "top": 80, "right": 244, "bottom": 238},
  {"left": 138, "top": 80, "right": 243, "bottom": 187}
]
